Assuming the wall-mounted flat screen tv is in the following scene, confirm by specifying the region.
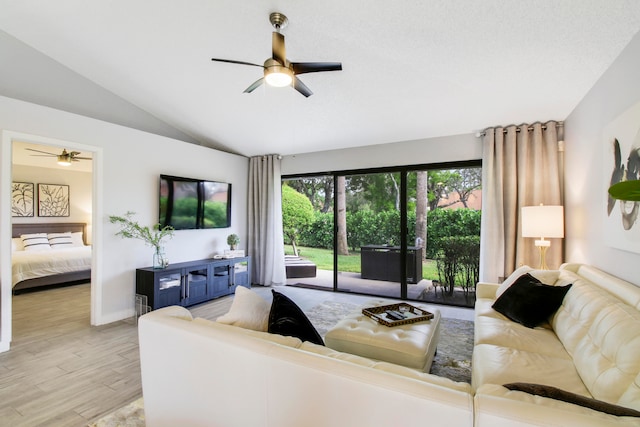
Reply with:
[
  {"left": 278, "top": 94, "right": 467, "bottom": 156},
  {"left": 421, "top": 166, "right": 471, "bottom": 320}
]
[{"left": 159, "top": 174, "right": 231, "bottom": 230}]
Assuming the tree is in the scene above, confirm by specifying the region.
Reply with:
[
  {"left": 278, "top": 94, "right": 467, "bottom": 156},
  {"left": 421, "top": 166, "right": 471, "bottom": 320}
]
[
  {"left": 282, "top": 185, "right": 315, "bottom": 256},
  {"left": 336, "top": 176, "right": 349, "bottom": 255},
  {"left": 285, "top": 176, "right": 333, "bottom": 213},
  {"left": 427, "top": 168, "right": 482, "bottom": 211},
  {"left": 415, "top": 171, "right": 428, "bottom": 257},
  {"left": 449, "top": 168, "right": 482, "bottom": 208}
]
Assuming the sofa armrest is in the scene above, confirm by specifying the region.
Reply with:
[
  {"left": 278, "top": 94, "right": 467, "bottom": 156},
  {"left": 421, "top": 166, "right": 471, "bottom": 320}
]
[
  {"left": 476, "top": 282, "right": 499, "bottom": 300},
  {"left": 474, "top": 384, "right": 639, "bottom": 427}
]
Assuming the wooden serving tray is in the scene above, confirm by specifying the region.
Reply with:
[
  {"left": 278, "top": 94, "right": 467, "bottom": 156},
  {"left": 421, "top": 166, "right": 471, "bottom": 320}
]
[{"left": 362, "top": 303, "right": 434, "bottom": 327}]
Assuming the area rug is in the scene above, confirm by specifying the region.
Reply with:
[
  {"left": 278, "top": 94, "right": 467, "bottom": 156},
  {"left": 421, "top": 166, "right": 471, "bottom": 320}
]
[
  {"left": 90, "top": 301, "right": 473, "bottom": 426},
  {"left": 88, "top": 397, "right": 144, "bottom": 427}
]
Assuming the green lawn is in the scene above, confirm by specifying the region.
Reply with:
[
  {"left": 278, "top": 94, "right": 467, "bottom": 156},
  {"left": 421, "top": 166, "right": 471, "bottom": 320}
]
[{"left": 285, "top": 245, "right": 439, "bottom": 278}]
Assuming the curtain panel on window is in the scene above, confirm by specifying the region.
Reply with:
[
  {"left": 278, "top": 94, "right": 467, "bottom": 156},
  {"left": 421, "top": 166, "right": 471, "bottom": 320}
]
[
  {"left": 248, "top": 155, "right": 286, "bottom": 285},
  {"left": 480, "top": 121, "right": 564, "bottom": 283}
]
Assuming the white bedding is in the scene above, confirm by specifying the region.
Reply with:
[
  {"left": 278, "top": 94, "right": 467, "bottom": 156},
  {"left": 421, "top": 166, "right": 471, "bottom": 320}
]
[{"left": 11, "top": 246, "right": 92, "bottom": 287}]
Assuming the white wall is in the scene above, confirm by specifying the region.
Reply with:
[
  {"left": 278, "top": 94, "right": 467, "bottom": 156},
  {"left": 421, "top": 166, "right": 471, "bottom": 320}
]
[
  {"left": 0, "top": 95, "right": 248, "bottom": 348},
  {"left": 12, "top": 164, "right": 92, "bottom": 236},
  {"left": 564, "top": 31, "right": 640, "bottom": 285},
  {"left": 281, "top": 133, "right": 481, "bottom": 175}
]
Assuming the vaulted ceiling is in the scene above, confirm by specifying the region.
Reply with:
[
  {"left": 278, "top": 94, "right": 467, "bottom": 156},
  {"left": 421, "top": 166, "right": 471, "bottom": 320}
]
[{"left": 1, "top": 1, "right": 640, "bottom": 157}]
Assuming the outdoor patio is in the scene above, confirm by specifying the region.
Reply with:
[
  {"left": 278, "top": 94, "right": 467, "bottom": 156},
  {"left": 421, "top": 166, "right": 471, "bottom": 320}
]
[{"left": 286, "top": 268, "right": 476, "bottom": 308}]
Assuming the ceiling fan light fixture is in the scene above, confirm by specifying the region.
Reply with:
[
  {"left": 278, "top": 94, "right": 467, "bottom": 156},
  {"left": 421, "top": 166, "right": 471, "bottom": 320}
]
[
  {"left": 57, "top": 155, "right": 72, "bottom": 166},
  {"left": 264, "top": 65, "right": 293, "bottom": 87}
]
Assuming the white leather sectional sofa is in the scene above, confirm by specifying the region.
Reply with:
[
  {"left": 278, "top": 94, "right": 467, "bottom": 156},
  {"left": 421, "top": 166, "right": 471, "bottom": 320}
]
[
  {"left": 472, "top": 263, "right": 640, "bottom": 426},
  {"left": 138, "top": 263, "right": 640, "bottom": 426}
]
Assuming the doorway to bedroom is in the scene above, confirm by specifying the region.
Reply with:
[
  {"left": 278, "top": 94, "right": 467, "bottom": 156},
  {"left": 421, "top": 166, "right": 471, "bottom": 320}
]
[{"left": 10, "top": 139, "right": 94, "bottom": 339}]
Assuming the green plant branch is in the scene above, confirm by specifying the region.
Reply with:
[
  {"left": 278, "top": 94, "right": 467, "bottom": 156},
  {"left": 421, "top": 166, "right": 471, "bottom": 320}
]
[{"left": 109, "top": 211, "right": 174, "bottom": 249}]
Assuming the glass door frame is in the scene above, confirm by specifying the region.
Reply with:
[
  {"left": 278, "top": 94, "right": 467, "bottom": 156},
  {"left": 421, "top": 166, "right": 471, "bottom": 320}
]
[{"left": 283, "top": 159, "right": 482, "bottom": 300}]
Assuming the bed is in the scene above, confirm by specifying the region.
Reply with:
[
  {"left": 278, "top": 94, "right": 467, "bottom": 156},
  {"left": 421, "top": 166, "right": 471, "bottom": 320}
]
[{"left": 11, "top": 223, "right": 91, "bottom": 293}]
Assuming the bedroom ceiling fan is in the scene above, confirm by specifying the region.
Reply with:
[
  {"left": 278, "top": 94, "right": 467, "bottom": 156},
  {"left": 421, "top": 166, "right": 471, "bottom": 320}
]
[
  {"left": 26, "top": 148, "right": 91, "bottom": 166},
  {"left": 211, "top": 12, "right": 342, "bottom": 97}
]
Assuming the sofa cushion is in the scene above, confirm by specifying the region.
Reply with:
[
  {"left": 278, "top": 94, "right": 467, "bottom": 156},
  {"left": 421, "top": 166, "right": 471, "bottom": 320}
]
[
  {"left": 503, "top": 383, "right": 640, "bottom": 417},
  {"left": 268, "top": 290, "right": 324, "bottom": 346},
  {"left": 216, "top": 286, "right": 271, "bottom": 331},
  {"left": 472, "top": 343, "right": 591, "bottom": 396},
  {"left": 492, "top": 273, "right": 572, "bottom": 328},
  {"left": 474, "top": 316, "right": 568, "bottom": 357}
]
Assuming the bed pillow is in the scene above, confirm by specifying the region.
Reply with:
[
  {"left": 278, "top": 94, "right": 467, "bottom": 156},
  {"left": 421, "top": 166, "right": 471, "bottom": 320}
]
[
  {"left": 503, "top": 383, "right": 640, "bottom": 417},
  {"left": 20, "top": 233, "right": 51, "bottom": 251},
  {"left": 492, "top": 273, "right": 572, "bottom": 328},
  {"left": 71, "top": 231, "right": 86, "bottom": 247},
  {"left": 216, "top": 286, "right": 271, "bottom": 332},
  {"left": 268, "top": 290, "right": 324, "bottom": 346},
  {"left": 11, "top": 237, "right": 24, "bottom": 252},
  {"left": 48, "top": 232, "right": 74, "bottom": 248}
]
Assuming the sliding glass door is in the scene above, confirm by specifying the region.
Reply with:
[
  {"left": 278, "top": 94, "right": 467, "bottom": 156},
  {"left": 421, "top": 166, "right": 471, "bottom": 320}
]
[
  {"left": 336, "top": 172, "right": 403, "bottom": 298},
  {"left": 282, "top": 162, "right": 481, "bottom": 308}
]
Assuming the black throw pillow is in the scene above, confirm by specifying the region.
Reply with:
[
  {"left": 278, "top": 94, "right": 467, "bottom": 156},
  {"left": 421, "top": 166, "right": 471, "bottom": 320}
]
[
  {"left": 504, "top": 383, "right": 640, "bottom": 417},
  {"left": 492, "top": 273, "right": 572, "bottom": 328},
  {"left": 268, "top": 290, "right": 324, "bottom": 346}
]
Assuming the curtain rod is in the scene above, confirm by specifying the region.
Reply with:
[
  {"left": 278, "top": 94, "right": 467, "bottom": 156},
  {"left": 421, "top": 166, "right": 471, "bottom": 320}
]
[{"left": 475, "top": 121, "right": 564, "bottom": 138}]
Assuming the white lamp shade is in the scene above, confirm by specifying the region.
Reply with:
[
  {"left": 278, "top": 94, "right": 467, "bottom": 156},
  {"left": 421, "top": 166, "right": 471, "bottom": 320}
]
[{"left": 521, "top": 205, "right": 564, "bottom": 238}]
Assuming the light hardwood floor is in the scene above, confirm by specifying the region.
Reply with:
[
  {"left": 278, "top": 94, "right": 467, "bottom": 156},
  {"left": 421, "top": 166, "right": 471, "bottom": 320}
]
[{"left": 0, "top": 282, "right": 473, "bottom": 426}]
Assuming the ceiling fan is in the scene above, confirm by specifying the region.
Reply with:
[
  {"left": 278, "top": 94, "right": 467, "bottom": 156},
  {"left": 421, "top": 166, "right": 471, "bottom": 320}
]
[
  {"left": 211, "top": 12, "right": 342, "bottom": 97},
  {"left": 26, "top": 148, "right": 91, "bottom": 166}
]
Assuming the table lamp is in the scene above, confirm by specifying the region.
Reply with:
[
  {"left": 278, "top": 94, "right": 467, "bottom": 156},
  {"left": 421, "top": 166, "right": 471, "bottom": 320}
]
[{"left": 521, "top": 204, "right": 564, "bottom": 270}]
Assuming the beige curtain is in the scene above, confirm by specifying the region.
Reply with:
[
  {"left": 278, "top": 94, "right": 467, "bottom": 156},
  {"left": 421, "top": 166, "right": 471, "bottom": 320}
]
[
  {"left": 247, "top": 155, "right": 286, "bottom": 285},
  {"left": 480, "top": 121, "right": 563, "bottom": 283}
]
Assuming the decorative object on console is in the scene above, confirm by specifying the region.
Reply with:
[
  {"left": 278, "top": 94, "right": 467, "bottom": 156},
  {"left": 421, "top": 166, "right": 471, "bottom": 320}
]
[
  {"left": 227, "top": 233, "right": 239, "bottom": 250},
  {"left": 268, "top": 290, "right": 324, "bottom": 346},
  {"left": 492, "top": 273, "right": 572, "bottom": 328},
  {"left": 11, "top": 181, "right": 34, "bottom": 217},
  {"left": 109, "top": 211, "right": 174, "bottom": 269},
  {"left": 521, "top": 204, "right": 564, "bottom": 269},
  {"left": 38, "top": 183, "right": 70, "bottom": 217}
]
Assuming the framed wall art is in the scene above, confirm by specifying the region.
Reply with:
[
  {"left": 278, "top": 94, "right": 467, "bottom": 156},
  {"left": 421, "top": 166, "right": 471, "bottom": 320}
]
[
  {"left": 12, "top": 182, "right": 34, "bottom": 217},
  {"left": 38, "top": 183, "right": 70, "bottom": 217},
  {"left": 603, "top": 101, "right": 640, "bottom": 253}
]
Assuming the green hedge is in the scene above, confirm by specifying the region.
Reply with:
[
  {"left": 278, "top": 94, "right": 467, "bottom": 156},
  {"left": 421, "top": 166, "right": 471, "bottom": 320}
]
[{"left": 298, "top": 208, "right": 480, "bottom": 257}]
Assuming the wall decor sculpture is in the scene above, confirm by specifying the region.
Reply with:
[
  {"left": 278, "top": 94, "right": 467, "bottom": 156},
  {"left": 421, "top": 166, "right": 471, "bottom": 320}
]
[
  {"left": 38, "top": 183, "right": 70, "bottom": 217},
  {"left": 604, "top": 101, "right": 640, "bottom": 253},
  {"left": 12, "top": 181, "right": 34, "bottom": 217}
]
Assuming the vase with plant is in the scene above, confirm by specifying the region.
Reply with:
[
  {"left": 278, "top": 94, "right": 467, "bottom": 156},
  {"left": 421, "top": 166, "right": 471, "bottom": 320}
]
[
  {"left": 109, "top": 211, "right": 175, "bottom": 268},
  {"left": 227, "top": 233, "right": 239, "bottom": 250}
]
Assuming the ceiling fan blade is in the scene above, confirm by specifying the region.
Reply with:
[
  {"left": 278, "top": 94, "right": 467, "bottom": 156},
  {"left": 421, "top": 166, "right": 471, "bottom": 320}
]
[
  {"left": 244, "top": 77, "right": 265, "bottom": 93},
  {"left": 25, "top": 148, "right": 57, "bottom": 156},
  {"left": 290, "top": 62, "right": 342, "bottom": 75},
  {"left": 73, "top": 156, "right": 92, "bottom": 160},
  {"left": 272, "top": 32, "right": 286, "bottom": 65},
  {"left": 293, "top": 77, "right": 313, "bottom": 97},
  {"left": 211, "top": 58, "right": 265, "bottom": 68}
]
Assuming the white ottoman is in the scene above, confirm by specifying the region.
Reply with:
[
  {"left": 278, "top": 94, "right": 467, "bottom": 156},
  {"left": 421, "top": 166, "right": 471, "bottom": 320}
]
[{"left": 325, "top": 301, "right": 441, "bottom": 372}]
